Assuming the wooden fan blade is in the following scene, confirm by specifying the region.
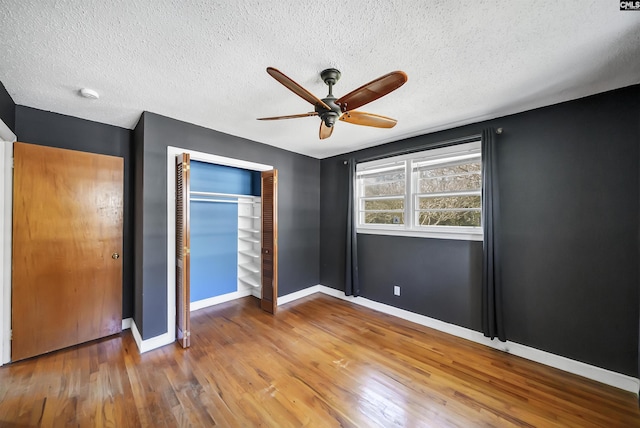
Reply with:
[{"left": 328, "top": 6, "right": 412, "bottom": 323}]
[
  {"left": 267, "top": 67, "right": 332, "bottom": 110},
  {"left": 319, "top": 122, "right": 334, "bottom": 139},
  {"left": 257, "top": 112, "right": 318, "bottom": 121},
  {"left": 336, "top": 71, "right": 408, "bottom": 112},
  {"left": 339, "top": 111, "right": 398, "bottom": 128}
]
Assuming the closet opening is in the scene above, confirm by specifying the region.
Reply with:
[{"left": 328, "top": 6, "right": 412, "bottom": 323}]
[{"left": 168, "top": 147, "right": 276, "bottom": 349}]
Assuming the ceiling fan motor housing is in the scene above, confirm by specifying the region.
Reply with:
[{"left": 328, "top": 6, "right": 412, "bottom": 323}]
[
  {"left": 316, "top": 97, "right": 341, "bottom": 127},
  {"left": 317, "top": 68, "right": 343, "bottom": 127}
]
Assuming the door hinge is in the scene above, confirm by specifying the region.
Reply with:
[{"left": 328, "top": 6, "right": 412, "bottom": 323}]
[
  {"left": 184, "top": 246, "right": 190, "bottom": 254},
  {"left": 9, "top": 330, "right": 12, "bottom": 340},
  {"left": 186, "top": 330, "right": 191, "bottom": 337},
  {"left": 184, "top": 164, "right": 190, "bottom": 171}
]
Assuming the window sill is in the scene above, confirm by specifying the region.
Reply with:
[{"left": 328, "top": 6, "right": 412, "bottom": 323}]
[{"left": 357, "top": 227, "right": 483, "bottom": 241}]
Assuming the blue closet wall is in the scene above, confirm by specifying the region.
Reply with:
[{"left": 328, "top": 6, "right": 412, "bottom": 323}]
[{"left": 190, "top": 161, "right": 260, "bottom": 302}]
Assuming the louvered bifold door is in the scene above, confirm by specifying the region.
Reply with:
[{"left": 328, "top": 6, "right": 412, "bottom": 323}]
[
  {"left": 261, "top": 169, "right": 278, "bottom": 314},
  {"left": 176, "top": 153, "right": 191, "bottom": 348}
]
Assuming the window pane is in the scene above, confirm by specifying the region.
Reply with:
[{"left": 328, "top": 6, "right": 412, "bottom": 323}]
[
  {"left": 417, "top": 210, "right": 481, "bottom": 227},
  {"left": 417, "top": 162, "right": 481, "bottom": 193},
  {"left": 419, "top": 195, "right": 480, "bottom": 210},
  {"left": 419, "top": 174, "right": 481, "bottom": 193},
  {"left": 361, "top": 170, "right": 406, "bottom": 197},
  {"left": 364, "top": 199, "right": 404, "bottom": 211},
  {"left": 364, "top": 212, "right": 405, "bottom": 225},
  {"left": 363, "top": 181, "right": 405, "bottom": 197},
  {"left": 419, "top": 177, "right": 480, "bottom": 195},
  {"left": 417, "top": 162, "right": 481, "bottom": 178}
]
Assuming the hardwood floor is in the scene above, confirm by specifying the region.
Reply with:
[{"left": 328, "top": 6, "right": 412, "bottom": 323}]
[{"left": 1, "top": 293, "right": 639, "bottom": 427}]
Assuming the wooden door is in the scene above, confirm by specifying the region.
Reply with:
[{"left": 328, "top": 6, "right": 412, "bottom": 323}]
[
  {"left": 261, "top": 170, "right": 278, "bottom": 314},
  {"left": 175, "top": 154, "right": 191, "bottom": 348},
  {"left": 11, "top": 143, "right": 123, "bottom": 361}
]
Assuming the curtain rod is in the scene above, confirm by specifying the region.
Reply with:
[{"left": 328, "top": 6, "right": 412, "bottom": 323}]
[{"left": 345, "top": 129, "right": 502, "bottom": 165}]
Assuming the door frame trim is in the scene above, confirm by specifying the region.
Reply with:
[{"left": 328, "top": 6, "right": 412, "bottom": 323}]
[
  {"left": 0, "top": 125, "right": 16, "bottom": 365},
  {"left": 144, "top": 146, "right": 272, "bottom": 354}
]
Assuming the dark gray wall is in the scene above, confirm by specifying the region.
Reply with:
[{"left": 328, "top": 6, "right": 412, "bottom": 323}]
[
  {"left": 0, "top": 81, "right": 15, "bottom": 132},
  {"left": 497, "top": 87, "right": 638, "bottom": 377},
  {"left": 133, "top": 114, "right": 145, "bottom": 331},
  {"left": 15, "top": 106, "right": 135, "bottom": 319},
  {"left": 320, "top": 85, "right": 640, "bottom": 376},
  {"left": 360, "top": 235, "right": 482, "bottom": 330},
  {"left": 135, "top": 112, "right": 320, "bottom": 339}
]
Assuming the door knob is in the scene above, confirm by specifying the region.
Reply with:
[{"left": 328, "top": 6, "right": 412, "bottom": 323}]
[{"left": 112, "top": 252, "right": 120, "bottom": 260}]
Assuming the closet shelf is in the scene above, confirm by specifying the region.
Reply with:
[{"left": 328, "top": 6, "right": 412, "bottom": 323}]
[
  {"left": 237, "top": 193, "right": 261, "bottom": 291},
  {"left": 239, "top": 227, "right": 260, "bottom": 233},
  {"left": 239, "top": 275, "right": 260, "bottom": 288},
  {"left": 191, "top": 190, "right": 256, "bottom": 199},
  {"left": 239, "top": 263, "right": 260, "bottom": 273},
  {"left": 239, "top": 249, "right": 260, "bottom": 258}
]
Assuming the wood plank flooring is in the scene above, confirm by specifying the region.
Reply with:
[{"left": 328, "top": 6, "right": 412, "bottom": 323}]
[{"left": 1, "top": 293, "right": 639, "bottom": 427}]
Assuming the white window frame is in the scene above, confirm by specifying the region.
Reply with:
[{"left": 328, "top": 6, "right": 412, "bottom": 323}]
[{"left": 356, "top": 141, "right": 483, "bottom": 241}]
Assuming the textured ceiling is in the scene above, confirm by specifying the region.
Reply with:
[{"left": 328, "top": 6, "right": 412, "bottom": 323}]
[{"left": 1, "top": 1, "right": 639, "bottom": 158}]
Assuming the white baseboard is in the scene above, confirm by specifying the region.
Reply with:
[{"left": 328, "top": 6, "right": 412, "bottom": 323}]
[
  {"left": 277, "top": 284, "right": 639, "bottom": 394},
  {"left": 130, "top": 320, "right": 143, "bottom": 350},
  {"left": 277, "top": 284, "right": 322, "bottom": 306},
  {"left": 130, "top": 289, "right": 258, "bottom": 355},
  {"left": 191, "top": 289, "right": 253, "bottom": 312},
  {"left": 121, "top": 318, "right": 132, "bottom": 330},
  {"left": 130, "top": 320, "right": 175, "bottom": 354}
]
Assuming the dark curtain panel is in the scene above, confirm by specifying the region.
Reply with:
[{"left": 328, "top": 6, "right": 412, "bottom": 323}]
[
  {"left": 345, "top": 158, "right": 360, "bottom": 296},
  {"left": 481, "top": 128, "right": 506, "bottom": 341}
]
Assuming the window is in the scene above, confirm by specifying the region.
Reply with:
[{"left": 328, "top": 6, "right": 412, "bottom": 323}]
[
  {"left": 359, "top": 161, "right": 406, "bottom": 225},
  {"left": 356, "top": 141, "right": 482, "bottom": 240}
]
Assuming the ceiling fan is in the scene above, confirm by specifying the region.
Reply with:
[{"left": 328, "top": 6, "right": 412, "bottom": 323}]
[{"left": 258, "top": 67, "right": 408, "bottom": 139}]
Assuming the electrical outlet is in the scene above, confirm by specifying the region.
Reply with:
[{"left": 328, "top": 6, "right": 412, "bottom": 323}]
[{"left": 394, "top": 285, "right": 400, "bottom": 296}]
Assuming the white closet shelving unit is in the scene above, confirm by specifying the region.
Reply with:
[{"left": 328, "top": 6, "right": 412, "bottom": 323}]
[
  {"left": 189, "top": 191, "right": 262, "bottom": 300},
  {"left": 238, "top": 196, "right": 261, "bottom": 297}
]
